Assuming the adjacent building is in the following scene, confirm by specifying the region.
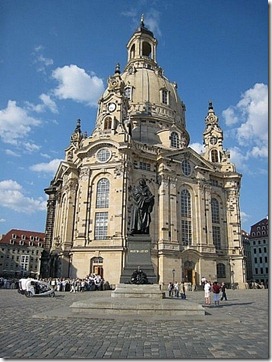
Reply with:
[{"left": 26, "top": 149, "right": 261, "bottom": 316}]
[
  {"left": 0, "top": 229, "right": 45, "bottom": 278},
  {"left": 42, "top": 17, "right": 246, "bottom": 289},
  {"left": 249, "top": 217, "right": 269, "bottom": 285},
  {"left": 241, "top": 229, "right": 252, "bottom": 282}
]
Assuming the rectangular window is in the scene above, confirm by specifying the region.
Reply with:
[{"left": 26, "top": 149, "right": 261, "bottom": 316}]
[
  {"left": 181, "top": 220, "right": 192, "bottom": 246},
  {"left": 255, "top": 268, "right": 258, "bottom": 274},
  {"left": 139, "top": 162, "right": 151, "bottom": 171},
  {"left": 212, "top": 226, "right": 221, "bottom": 249},
  {"left": 259, "top": 257, "right": 263, "bottom": 263},
  {"left": 20, "top": 255, "right": 30, "bottom": 271},
  {"left": 94, "top": 212, "right": 108, "bottom": 240},
  {"left": 254, "top": 257, "right": 257, "bottom": 263},
  {"left": 162, "top": 89, "right": 168, "bottom": 105}
]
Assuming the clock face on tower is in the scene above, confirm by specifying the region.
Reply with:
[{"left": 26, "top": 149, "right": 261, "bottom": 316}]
[
  {"left": 108, "top": 102, "right": 116, "bottom": 112},
  {"left": 210, "top": 136, "right": 218, "bottom": 145}
]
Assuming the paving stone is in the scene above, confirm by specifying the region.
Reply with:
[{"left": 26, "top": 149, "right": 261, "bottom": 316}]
[{"left": 0, "top": 288, "right": 269, "bottom": 359}]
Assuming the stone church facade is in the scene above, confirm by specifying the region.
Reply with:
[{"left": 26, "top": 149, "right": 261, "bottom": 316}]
[{"left": 42, "top": 18, "right": 246, "bottom": 289}]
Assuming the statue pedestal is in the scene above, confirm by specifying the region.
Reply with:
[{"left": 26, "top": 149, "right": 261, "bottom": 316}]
[{"left": 120, "top": 235, "right": 157, "bottom": 284}]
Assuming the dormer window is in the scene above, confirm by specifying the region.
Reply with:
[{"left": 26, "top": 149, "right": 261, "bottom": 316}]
[
  {"left": 124, "top": 86, "right": 132, "bottom": 100},
  {"left": 170, "top": 132, "right": 179, "bottom": 148},
  {"left": 12, "top": 234, "right": 16, "bottom": 239},
  {"left": 161, "top": 89, "right": 169, "bottom": 105},
  {"left": 21, "top": 234, "right": 26, "bottom": 240},
  {"left": 30, "top": 236, "right": 34, "bottom": 241},
  {"left": 19, "top": 240, "right": 24, "bottom": 246},
  {"left": 10, "top": 240, "right": 14, "bottom": 245}
]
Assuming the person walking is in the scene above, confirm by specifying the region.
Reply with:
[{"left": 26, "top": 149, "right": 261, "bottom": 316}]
[{"left": 220, "top": 282, "right": 228, "bottom": 301}]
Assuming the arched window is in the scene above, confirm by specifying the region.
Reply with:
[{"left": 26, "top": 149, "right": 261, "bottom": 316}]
[
  {"left": 217, "top": 263, "right": 226, "bottom": 278},
  {"left": 170, "top": 132, "right": 179, "bottom": 148},
  {"left": 211, "top": 149, "right": 219, "bottom": 162},
  {"left": 181, "top": 189, "right": 192, "bottom": 246},
  {"left": 142, "top": 41, "right": 151, "bottom": 57},
  {"left": 130, "top": 44, "right": 135, "bottom": 59},
  {"left": 96, "top": 178, "right": 110, "bottom": 208},
  {"left": 104, "top": 117, "right": 112, "bottom": 131},
  {"left": 124, "top": 86, "right": 132, "bottom": 100}
]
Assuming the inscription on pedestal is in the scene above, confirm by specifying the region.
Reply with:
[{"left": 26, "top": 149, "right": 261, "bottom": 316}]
[{"left": 120, "top": 235, "right": 157, "bottom": 284}]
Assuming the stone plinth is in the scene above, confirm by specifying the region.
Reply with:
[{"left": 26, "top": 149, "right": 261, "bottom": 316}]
[
  {"left": 120, "top": 235, "right": 157, "bottom": 284},
  {"left": 111, "top": 283, "right": 165, "bottom": 299},
  {"left": 70, "top": 284, "right": 205, "bottom": 318}
]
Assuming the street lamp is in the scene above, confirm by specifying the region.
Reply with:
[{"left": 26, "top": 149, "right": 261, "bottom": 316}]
[
  {"left": 231, "top": 261, "right": 235, "bottom": 289},
  {"left": 172, "top": 269, "right": 175, "bottom": 283}
]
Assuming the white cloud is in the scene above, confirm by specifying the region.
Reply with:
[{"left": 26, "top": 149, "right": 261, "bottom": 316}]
[
  {"left": 5, "top": 149, "right": 20, "bottom": 157},
  {"left": 190, "top": 142, "right": 204, "bottom": 154},
  {"left": 228, "top": 146, "right": 249, "bottom": 171},
  {"left": 0, "top": 100, "right": 41, "bottom": 145},
  {"left": 30, "top": 158, "right": 62, "bottom": 174},
  {"left": 145, "top": 11, "right": 161, "bottom": 36},
  {"left": 0, "top": 180, "right": 46, "bottom": 214},
  {"left": 240, "top": 211, "right": 251, "bottom": 228},
  {"left": 222, "top": 83, "right": 268, "bottom": 158},
  {"left": 23, "top": 142, "right": 40, "bottom": 153},
  {"left": 222, "top": 107, "right": 239, "bottom": 126},
  {"left": 52, "top": 65, "right": 104, "bottom": 107},
  {"left": 26, "top": 93, "right": 58, "bottom": 114},
  {"left": 32, "top": 46, "right": 53, "bottom": 73}
]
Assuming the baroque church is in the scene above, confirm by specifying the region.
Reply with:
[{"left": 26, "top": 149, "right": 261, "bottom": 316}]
[{"left": 42, "top": 17, "right": 246, "bottom": 289}]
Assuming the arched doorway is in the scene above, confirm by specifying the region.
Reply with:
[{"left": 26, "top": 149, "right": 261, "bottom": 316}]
[
  {"left": 90, "top": 257, "right": 104, "bottom": 277},
  {"left": 184, "top": 260, "right": 195, "bottom": 283}
]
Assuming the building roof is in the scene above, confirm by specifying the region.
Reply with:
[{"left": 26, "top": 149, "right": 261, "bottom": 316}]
[
  {"left": 250, "top": 217, "right": 269, "bottom": 238},
  {"left": 0, "top": 229, "right": 45, "bottom": 246}
]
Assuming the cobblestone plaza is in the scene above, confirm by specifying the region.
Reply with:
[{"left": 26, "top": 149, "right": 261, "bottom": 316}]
[{"left": 0, "top": 288, "right": 269, "bottom": 359}]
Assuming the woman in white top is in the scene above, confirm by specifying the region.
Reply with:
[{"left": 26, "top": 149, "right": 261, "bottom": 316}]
[{"left": 204, "top": 280, "right": 211, "bottom": 305}]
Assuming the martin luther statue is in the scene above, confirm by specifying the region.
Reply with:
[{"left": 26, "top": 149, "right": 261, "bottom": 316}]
[{"left": 130, "top": 179, "right": 154, "bottom": 235}]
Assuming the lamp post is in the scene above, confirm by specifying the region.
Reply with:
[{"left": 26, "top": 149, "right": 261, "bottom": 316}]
[
  {"left": 231, "top": 261, "right": 235, "bottom": 289},
  {"left": 172, "top": 269, "right": 175, "bottom": 283}
]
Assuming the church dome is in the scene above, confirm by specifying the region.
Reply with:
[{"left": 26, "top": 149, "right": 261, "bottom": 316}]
[{"left": 97, "top": 16, "right": 189, "bottom": 148}]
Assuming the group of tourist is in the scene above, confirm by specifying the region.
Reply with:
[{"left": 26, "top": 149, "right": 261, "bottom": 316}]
[
  {"left": 0, "top": 274, "right": 112, "bottom": 292},
  {"left": 167, "top": 281, "right": 186, "bottom": 299},
  {"left": 41, "top": 274, "right": 112, "bottom": 292},
  {"left": 203, "top": 279, "right": 227, "bottom": 306}
]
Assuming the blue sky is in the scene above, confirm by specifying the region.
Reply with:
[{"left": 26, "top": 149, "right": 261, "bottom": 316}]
[{"left": 0, "top": 0, "right": 268, "bottom": 235}]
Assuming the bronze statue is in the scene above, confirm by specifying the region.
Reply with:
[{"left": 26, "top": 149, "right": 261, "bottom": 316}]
[{"left": 130, "top": 179, "right": 154, "bottom": 235}]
